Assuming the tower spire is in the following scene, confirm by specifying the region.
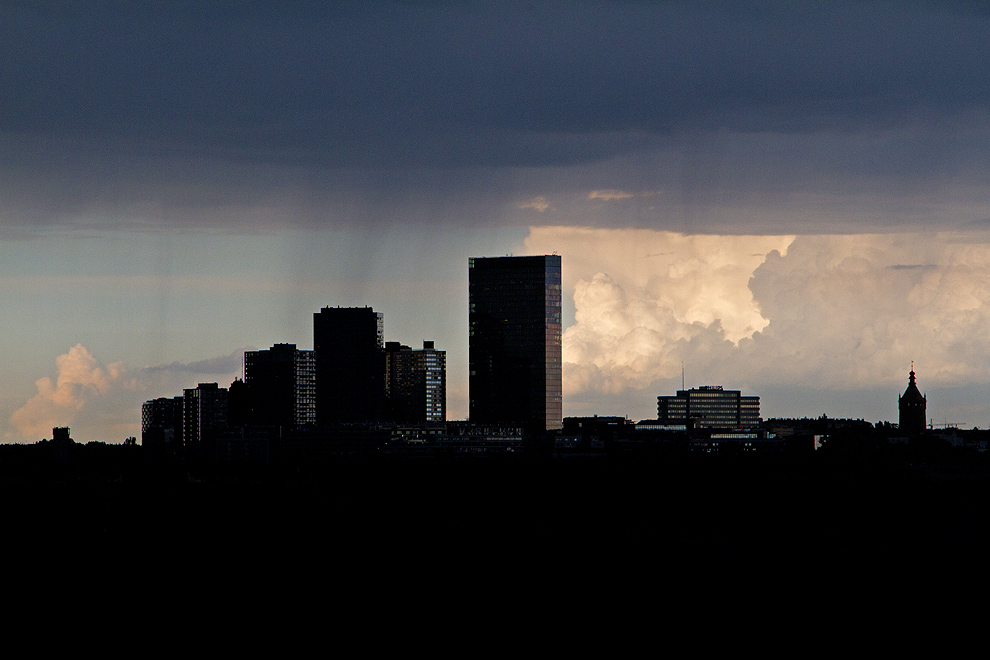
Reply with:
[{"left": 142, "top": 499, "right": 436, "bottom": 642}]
[{"left": 899, "top": 363, "right": 926, "bottom": 435}]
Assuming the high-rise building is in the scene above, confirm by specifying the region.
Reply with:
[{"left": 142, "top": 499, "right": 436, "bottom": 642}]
[
  {"left": 243, "top": 343, "right": 316, "bottom": 428},
  {"left": 385, "top": 340, "right": 446, "bottom": 423},
  {"left": 313, "top": 306, "right": 385, "bottom": 424},
  {"left": 183, "top": 382, "right": 228, "bottom": 450},
  {"left": 657, "top": 385, "right": 761, "bottom": 429},
  {"left": 142, "top": 396, "right": 183, "bottom": 448},
  {"left": 898, "top": 367, "right": 926, "bottom": 434},
  {"left": 468, "top": 255, "right": 562, "bottom": 431}
]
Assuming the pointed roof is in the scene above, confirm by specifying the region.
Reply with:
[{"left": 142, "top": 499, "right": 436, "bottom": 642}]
[{"left": 900, "top": 366, "right": 926, "bottom": 403}]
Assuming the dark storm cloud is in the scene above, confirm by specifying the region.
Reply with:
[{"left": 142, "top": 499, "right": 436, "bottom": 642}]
[{"left": 2, "top": 1, "right": 989, "bottom": 230}]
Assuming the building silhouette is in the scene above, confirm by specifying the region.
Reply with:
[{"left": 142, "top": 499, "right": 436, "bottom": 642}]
[
  {"left": 898, "top": 367, "right": 927, "bottom": 434},
  {"left": 313, "top": 306, "right": 385, "bottom": 424},
  {"left": 142, "top": 396, "right": 183, "bottom": 449},
  {"left": 243, "top": 343, "right": 316, "bottom": 428},
  {"left": 468, "top": 255, "right": 562, "bottom": 432},
  {"left": 183, "top": 382, "right": 228, "bottom": 455},
  {"left": 385, "top": 340, "right": 446, "bottom": 422},
  {"left": 657, "top": 385, "right": 761, "bottom": 429}
]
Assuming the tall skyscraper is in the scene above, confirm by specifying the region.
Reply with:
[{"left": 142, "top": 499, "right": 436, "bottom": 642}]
[
  {"left": 243, "top": 343, "right": 316, "bottom": 428},
  {"left": 469, "top": 255, "right": 562, "bottom": 432},
  {"left": 385, "top": 340, "right": 446, "bottom": 423},
  {"left": 313, "top": 306, "right": 385, "bottom": 424}
]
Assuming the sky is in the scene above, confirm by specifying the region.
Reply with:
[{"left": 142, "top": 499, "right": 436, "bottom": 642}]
[{"left": 4, "top": 1, "right": 990, "bottom": 442}]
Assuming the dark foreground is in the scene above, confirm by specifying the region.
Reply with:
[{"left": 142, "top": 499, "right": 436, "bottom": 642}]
[{"left": 4, "top": 448, "right": 990, "bottom": 614}]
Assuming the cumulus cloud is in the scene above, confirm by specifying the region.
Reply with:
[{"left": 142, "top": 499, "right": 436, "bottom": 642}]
[
  {"left": 744, "top": 233, "right": 990, "bottom": 388},
  {"left": 7, "top": 346, "right": 246, "bottom": 443},
  {"left": 524, "top": 227, "right": 990, "bottom": 424},
  {"left": 8, "top": 344, "right": 136, "bottom": 441},
  {"left": 525, "top": 226, "right": 793, "bottom": 339},
  {"left": 525, "top": 227, "right": 793, "bottom": 395}
]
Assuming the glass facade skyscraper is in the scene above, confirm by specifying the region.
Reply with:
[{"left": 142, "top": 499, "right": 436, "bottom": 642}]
[{"left": 469, "top": 255, "right": 562, "bottom": 432}]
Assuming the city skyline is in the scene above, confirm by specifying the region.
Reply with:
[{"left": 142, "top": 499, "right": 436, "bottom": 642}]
[
  {"left": 0, "top": 245, "right": 952, "bottom": 441},
  {"left": 5, "top": 3, "right": 990, "bottom": 442}
]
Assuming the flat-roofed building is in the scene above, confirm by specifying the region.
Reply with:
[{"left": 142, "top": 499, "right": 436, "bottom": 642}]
[
  {"left": 313, "top": 306, "right": 386, "bottom": 424},
  {"left": 142, "top": 395, "right": 183, "bottom": 448},
  {"left": 385, "top": 340, "right": 446, "bottom": 423},
  {"left": 243, "top": 343, "right": 316, "bottom": 428},
  {"left": 657, "top": 385, "right": 761, "bottom": 429}
]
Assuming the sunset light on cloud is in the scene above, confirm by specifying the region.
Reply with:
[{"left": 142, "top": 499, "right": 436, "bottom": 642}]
[
  {"left": 522, "top": 228, "right": 990, "bottom": 423},
  {"left": 9, "top": 344, "right": 135, "bottom": 440}
]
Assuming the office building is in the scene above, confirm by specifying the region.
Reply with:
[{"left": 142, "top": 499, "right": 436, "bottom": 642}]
[
  {"left": 657, "top": 385, "right": 761, "bottom": 429},
  {"left": 898, "top": 366, "right": 927, "bottom": 434},
  {"left": 314, "top": 306, "right": 385, "bottom": 424},
  {"left": 385, "top": 340, "right": 446, "bottom": 423},
  {"left": 243, "top": 343, "right": 316, "bottom": 428},
  {"left": 469, "top": 255, "right": 562, "bottom": 432}
]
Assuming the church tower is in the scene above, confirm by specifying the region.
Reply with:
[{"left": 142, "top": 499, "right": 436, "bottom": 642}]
[{"left": 898, "top": 365, "right": 927, "bottom": 434}]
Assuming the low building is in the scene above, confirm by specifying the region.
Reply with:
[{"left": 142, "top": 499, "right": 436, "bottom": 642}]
[{"left": 657, "top": 385, "right": 761, "bottom": 429}]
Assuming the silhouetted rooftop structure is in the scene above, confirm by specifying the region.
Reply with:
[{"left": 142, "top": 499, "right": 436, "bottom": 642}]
[{"left": 899, "top": 365, "right": 927, "bottom": 435}]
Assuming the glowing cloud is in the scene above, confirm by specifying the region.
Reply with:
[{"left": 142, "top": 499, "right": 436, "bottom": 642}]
[
  {"left": 6, "top": 345, "right": 246, "bottom": 443},
  {"left": 9, "top": 344, "right": 136, "bottom": 440},
  {"left": 744, "top": 233, "right": 990, "bottom": 388},
  {"left": 524, "top": 227, "right": 794, "bottom": 396},
  {"left": 523, "top": 227, "right": 990, "bottom": 425}
]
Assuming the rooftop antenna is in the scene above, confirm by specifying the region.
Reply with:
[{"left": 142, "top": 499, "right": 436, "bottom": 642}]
[{"left": 682, "top": 362, "right": 685, "bottom": 390}]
